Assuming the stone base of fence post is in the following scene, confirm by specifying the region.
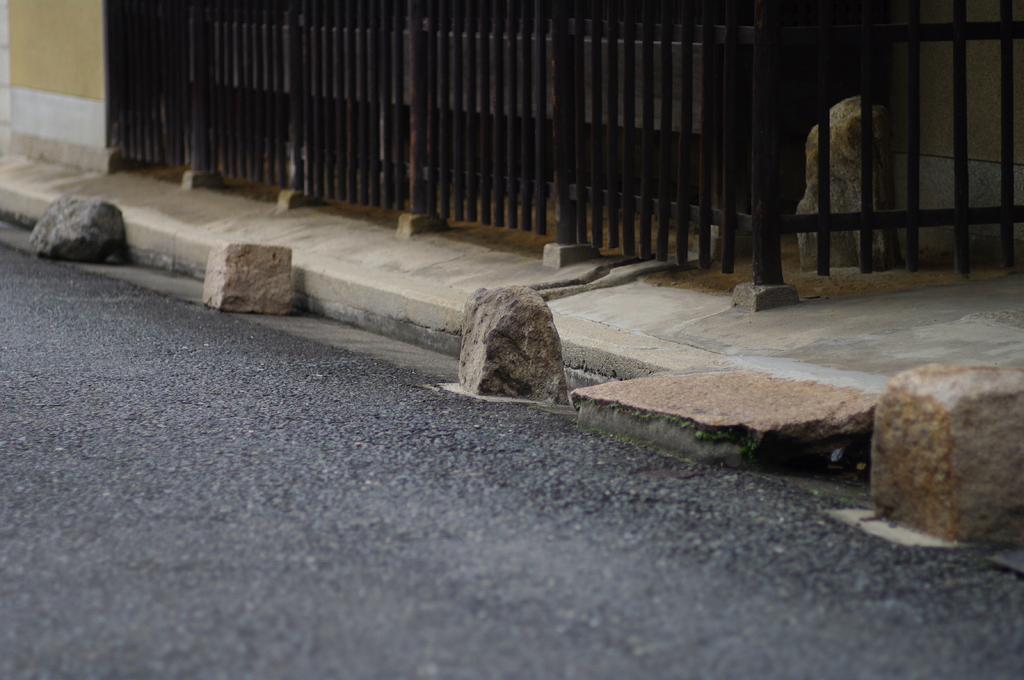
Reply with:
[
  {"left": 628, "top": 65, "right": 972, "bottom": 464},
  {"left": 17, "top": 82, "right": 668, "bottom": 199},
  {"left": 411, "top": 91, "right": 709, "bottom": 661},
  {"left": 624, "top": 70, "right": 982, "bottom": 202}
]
[
  {"left": 276, "top": 189, "right": 323, "bottom": 211},
  {"left": 732, "top": 283, "right": 799, "bottom": 312},
  {"left": 182, "top": 170, "right": 224, "bottom": 191},
  {"left": 396, "top": 214, "right": 450, "bottom": 240},
  {"left": 543, "top": 243, "right": 600, "bottom": 269}
]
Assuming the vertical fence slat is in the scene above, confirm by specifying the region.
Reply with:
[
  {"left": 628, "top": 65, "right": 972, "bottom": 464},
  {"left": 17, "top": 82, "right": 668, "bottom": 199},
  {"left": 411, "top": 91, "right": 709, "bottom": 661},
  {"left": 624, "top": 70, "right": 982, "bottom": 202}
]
[
  {"left": 1001, "top": 0, "right": 1015, "bottom": 268},
  {"left": 369, "top": 0, "right": 382, "bottom": 206},
  {"left": 439, "top": 0, "right": 451, "bottom": 218},
  {"left": 751, "top": 0, "right": 784, "bottom": 286},
  {"left": 676, "top": 0, "right": 694, "bottom": 265},
  {"left": 639, "top": 0, "right": 655, "bottom": 260},
  {"left": 493, "top": 0, "right": 506, "bottom": 227},
  {"left": 323, "top": 1, "right": 336, "bottom": 197},
  {"left": 453, "top": 0, "right": 466, "bottom": 220},
  {"left": 410, "top": 0, "right": 429, "bottom": 212},
  {"left": 719, "top": 0, "right": 737, "bottom": 272},
  {"left": 552, "top": 0, "right": 577, "bottom": 243},
  {"left": 906, "top": 0, "right": 920, "bottom": 272},
  {"left": 698, "top": 0, "right": 715, "bottom": 270},
  {"left": 573, "top": 0, "right": 587, "bottom": 243},
  {"left": 622, "top": 0, "right": 636, "bottom": 255},
  {"left": 507, "top": 0, "right": 518, "bottom": 230},
  {"left": 590, "top": 0, "right": 604, "bottom": 246},
  {"left": 480, "top": 1, "right": 493, "bottom": 224},
  {"left": 533, "top": 0, "right": 547, "bottom": 235},
  {"left": 466, "top": 0, "right": 480, "bottom": 222},
  {"left": 520, "top": 0, "right": 534, "bottom": 232},
  {"left": 859, "top": 0, "right": 874, "bottom": 274},
  {"left": 952, "top": 0, "right": 969, "bottom": 275},
  {"left": 606, "top": 1, "right": 620, "bottom": 248},
  {"left": 656, "top": 1, "right": 674, "bottom": 262},
  {"left": 816, "top": 0, "right": 832, "bottom": 276}
]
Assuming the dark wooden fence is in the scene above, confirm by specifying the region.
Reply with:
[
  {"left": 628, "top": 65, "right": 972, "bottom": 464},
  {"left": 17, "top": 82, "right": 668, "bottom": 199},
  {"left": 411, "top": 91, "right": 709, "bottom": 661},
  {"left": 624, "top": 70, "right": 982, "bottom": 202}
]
[{"left": 105, "top": 0, "right": 1024, "bottom": 283}]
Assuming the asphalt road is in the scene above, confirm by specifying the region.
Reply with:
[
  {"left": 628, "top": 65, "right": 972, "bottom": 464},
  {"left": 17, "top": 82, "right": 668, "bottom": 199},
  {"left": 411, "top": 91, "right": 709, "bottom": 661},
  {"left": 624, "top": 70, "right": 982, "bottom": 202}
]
[{"left": 2, "top": 242, "right": 1023, "bottom": 680}]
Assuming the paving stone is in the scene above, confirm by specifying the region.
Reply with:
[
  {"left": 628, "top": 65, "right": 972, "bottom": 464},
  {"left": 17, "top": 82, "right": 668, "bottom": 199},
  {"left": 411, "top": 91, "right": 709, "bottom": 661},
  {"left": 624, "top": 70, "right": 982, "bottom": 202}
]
[
  {"left": 459, "top": 286, "right": 569, "bottom": 404},
  {"left": 202, "top": 242, "right": 293, "bottom": 315},
  {"left": 572, "top": 373, "right": 877, "bottom": 466},
  {"left": 872, "top": 364, "right": 1024, "bottom": 544}
]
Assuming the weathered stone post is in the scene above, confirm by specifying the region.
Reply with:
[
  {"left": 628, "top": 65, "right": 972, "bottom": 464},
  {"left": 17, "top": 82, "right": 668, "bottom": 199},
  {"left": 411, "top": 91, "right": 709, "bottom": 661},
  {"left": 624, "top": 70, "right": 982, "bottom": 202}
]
[{"left": 796, "top": 96, "right": 901, "bottom": 272}]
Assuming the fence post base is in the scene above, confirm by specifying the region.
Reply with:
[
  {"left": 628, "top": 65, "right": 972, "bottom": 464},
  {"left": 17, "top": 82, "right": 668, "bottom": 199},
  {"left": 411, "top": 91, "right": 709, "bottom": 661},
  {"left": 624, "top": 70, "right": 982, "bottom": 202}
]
[
  {"left": 732, "top": 283, "right": 799, "bottom": 312},
  {"left": 396, "top": 213, "right": 450, "bottom": 240},
  {"left": 543, "top": 243, "right": 600, "bottom": 269},
  {"left": 181, "top": 170, "right": 223, "bottom": 190},
  {"left": 276, "top": 190, "right": 323, "bottom": 211}
]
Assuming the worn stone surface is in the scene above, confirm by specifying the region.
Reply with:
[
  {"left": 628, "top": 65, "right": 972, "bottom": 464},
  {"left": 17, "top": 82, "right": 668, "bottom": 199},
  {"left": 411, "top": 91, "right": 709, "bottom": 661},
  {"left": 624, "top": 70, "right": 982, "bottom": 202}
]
[
  {"left": 572, "top": 373, "right": 877, "bottom": 464},
  {"left": 459, "top": 286, "right": 569, "bottom": 404},
  {"left": 732, "top": 283, "right": 800, "bottom": 312},
  {"left": 202, "top": 242, "right": 293, "bottom": 315},
  {"left": 30, "top": 196, "right": 126, "bottom": 262},
  {"left": 543, "top": 243, "right": 601, "bottom": 269},
  {"left": 872, "top": 364, "right": 1024, "bottom": 544},
  {"left": 797, "top": 96, "right": 901, "bottom": 272},
  {"left": 397, "top": 213, "right": 449, "bottom": 239}
]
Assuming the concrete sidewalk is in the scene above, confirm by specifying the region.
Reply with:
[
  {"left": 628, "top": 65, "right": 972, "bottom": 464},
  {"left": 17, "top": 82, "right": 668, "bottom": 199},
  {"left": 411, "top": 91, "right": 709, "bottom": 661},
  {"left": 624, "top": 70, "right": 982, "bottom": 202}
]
[{"left": 3, "top": 156, "right": 1024, "bottom": 399}]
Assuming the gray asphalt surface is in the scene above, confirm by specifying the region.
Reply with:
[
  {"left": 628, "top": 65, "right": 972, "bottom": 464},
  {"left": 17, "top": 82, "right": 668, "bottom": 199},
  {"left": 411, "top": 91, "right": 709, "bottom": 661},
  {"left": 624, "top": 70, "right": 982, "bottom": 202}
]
[{"left": 2, "top": 243, "right": 1023, "bottom": 680}]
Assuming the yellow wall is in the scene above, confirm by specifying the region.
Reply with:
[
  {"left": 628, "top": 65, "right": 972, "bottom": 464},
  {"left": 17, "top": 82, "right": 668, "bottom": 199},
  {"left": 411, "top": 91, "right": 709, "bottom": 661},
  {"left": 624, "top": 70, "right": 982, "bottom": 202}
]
[
  {"left": 9, "top": 0, "right": 105, "bottom": 101},
  {"left": 890, "top": 0, "right": 1024, "bottom": 163}
]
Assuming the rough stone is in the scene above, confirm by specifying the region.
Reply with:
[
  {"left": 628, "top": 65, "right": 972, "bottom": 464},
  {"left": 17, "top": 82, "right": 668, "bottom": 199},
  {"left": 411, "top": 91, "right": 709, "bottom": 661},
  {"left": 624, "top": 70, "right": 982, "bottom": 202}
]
[
  {"left": 202, "top": 242, "right": 293, "bottom": 315},
  {"left": 872, "top": 364, "right": 1024, "bottom": 544},
  {"left": 459, "top": 286, "right": 569, "bottom": 404},
  {"left": 30, "top": 196, "right": 126, "bottom": 262},
  {"left": 572, "top": 373, "right": 877, "bottom": 465},
  {"left": 397, "top": 213, "right": 449, "bottom": 239},
  {"left": 796, "top": 96, "right": 901, "bottom": 272},
  {"left": 732, "top": 283, "right": 800, "bottom": 312}
]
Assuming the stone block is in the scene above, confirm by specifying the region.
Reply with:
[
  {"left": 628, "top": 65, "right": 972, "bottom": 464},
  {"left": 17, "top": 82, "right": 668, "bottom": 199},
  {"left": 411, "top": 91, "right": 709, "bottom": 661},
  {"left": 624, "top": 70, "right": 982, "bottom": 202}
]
[
  {"left": 460, "top": 286, "right": 568, "bottom": 404},
  {"left": 202, "top": 242, "right": 293, "bottom": 315},
  {"left": 30, "top": 195, "right": 126, "bottom": 262},
  {"left": 572, "top": 373, "right": 877, "bottom": 466},
  {"left": 543, "top": 243, "right": 601, "bottom": 269},
  {"left": 181, "top": 170, "right": 224, "bottom": 190},
  {"left": 397, "top": 213, "right": 449, "bottom": 239},
  {"left": 872, "top": 364, "right": 1024, "bottom": 544},
  {"left": 732, "top": 283, "right": 799, "bottom": 312},
  {"left": 276, "top": 189, "right": 322, "bottom": 211},
  {"left": 796, "top": 96, "right": 901, "bottom": 272}
]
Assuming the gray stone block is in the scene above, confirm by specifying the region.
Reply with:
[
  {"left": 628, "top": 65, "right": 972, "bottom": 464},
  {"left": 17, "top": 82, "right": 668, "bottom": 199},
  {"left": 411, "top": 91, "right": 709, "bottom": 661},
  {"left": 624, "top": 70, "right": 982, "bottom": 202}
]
[
  {"left": 397, "top": 213, "right": 449, "bottom": 239},
  {"left": 731, "top": 283, "right": 800, "bottom": 312},
  {"left": 543, "top": 243, "right": 601, "bottom": 269}
]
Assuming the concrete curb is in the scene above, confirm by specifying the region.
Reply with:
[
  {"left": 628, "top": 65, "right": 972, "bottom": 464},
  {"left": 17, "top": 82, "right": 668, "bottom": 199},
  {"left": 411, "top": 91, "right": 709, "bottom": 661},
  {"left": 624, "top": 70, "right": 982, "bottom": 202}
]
[{"left": 0, "top": 158, "right": 721, "bottom": 383}]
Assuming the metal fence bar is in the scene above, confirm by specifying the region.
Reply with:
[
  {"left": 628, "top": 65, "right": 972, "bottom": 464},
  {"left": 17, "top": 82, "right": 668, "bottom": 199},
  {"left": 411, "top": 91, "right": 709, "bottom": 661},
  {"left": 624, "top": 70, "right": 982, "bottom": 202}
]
[
  {"left": 438, "top": 0, "right": 451, "bottom": 217},
  {"left": 493, "top": 0, "right": 506, "bottom": 227},
  {"left": 639, "top": 0, "right": 655, "bottom": 260},
  {"left": 506, "top": 0, "right": 519, "bottom": 230},
  {"left": 606, "top": 1, "right": 620, "bottom": 249},
  {"left": 751, "top": 0, "right": 783, "bottom": 286},
  {"left": 676, "top": 0, "right": 694, "bottom": 264},
  {"left": 905, "top": 0, "right": 920, "bottom": 272},
  {"left": 590, "top": 0, "right": 604, "bottom": 246},
  {"left": 453, "top": 0, "right": 465, "bottom": 220},
  {"left": 533, "top": 0, "right": 547, "bottom": 235},
  {"left": 621, "top": 0, "right": 636, "bottom": 255},
  {"left": 552, "top": 0, "right": 576, "bottom": 244},
  {"left": 720, "top": 0, "right": 737, "bottom": 272},
  {"left": 859, "top": 0, "right": 874, "bottom": 274},
  {"left": 952, "top": 0, "right": 970, "bottom": 275},
  {"left": 1001, "top": 0, "right": 1015, "bottom": 268},
  {"left": 816, "top": 0, "right": 832, "bottom": 276},
  {"left": 698, "top": 0, "right": 715, "bottom": 269},
  {"left": 521, "top": 0, "right": 535, "bottom": 232}
]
